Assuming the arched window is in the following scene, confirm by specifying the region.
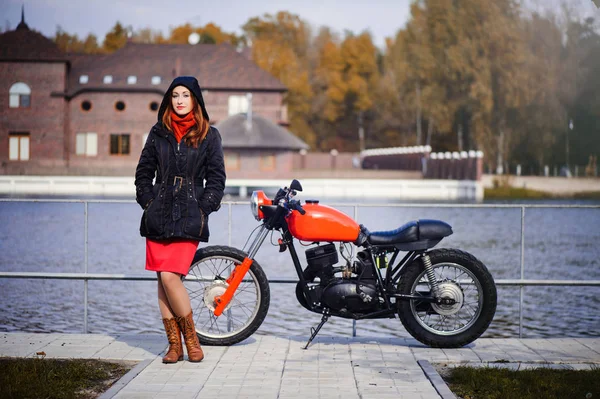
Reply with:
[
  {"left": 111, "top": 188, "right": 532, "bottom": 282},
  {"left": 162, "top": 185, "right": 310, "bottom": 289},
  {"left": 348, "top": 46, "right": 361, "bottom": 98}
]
[{"left": 9, "top": 82, "right": 31, "bottom": 108}]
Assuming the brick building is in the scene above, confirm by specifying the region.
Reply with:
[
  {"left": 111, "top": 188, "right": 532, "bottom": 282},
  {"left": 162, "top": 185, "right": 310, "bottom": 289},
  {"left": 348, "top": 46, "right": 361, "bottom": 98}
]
[
  {"left": 217, "top": 113, "right": 308, "bottom": 179},
  {"left": 0, "top": 13, "right": 306, "bottom": 177}
]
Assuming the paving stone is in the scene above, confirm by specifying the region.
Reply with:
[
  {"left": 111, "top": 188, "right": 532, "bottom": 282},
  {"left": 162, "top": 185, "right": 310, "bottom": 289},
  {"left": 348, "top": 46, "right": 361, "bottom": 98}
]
[
  {"left": 114, "top": 392, "right": 159, "bottom": 399},
  {"left": 520, "top": 338, "right": 597, "bottom": 362},
  {"left": 3, "top": 333, "right": 600, "bottom": 399}
]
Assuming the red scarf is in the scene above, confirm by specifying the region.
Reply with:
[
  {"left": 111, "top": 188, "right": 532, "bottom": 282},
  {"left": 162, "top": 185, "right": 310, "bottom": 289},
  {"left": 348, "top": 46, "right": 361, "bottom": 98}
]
[{"left": 170, "top": 111, "right": 196, "bottom": 143}]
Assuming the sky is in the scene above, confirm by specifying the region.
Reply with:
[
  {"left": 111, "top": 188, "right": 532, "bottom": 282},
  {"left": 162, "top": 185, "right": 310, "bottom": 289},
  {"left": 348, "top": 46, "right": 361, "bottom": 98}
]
[
  {"left": 1, "top": 0, "right": 413, "bottom": 49},
  {"left": 1, "top": 0, "right": 598, "bottom": 49}
]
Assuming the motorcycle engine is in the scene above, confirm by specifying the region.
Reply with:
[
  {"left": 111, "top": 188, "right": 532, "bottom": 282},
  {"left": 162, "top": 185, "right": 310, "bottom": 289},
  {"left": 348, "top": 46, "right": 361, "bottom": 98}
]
[
  {"left": 352, "top": 251, "right": 376, "bottom": 279},
  {"left": 303, "top": 243, "right": 337, "bottom": 285},
  {"left": 302, "top": 245, "right": 380, "bottom": 313},
  {"left": 322, "top": 280, "right": 379, "bottom": 312}
]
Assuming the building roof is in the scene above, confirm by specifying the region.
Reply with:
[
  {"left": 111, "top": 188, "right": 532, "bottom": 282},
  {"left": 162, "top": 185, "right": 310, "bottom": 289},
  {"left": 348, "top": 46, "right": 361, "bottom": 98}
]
[
  {"left": 67, "top": 42, "right": 287, "bottom": 97},
  {"left": 0, "top": 18, "right": 67, "bottom": 62},
  {"left": 217, "top": 113, "right": 309, "bottom": 151}
]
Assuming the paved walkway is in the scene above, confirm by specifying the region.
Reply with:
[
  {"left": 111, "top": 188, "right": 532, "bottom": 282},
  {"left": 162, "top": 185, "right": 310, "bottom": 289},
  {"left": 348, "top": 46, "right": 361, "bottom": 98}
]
[{"left": 1, "top": 333, "right": 599, "bottom": 399}]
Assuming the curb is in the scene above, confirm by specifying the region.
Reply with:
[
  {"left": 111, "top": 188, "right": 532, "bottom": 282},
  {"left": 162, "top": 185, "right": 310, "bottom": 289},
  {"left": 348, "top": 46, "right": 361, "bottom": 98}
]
[
  {"left": 418, "top": 359, "right": 456, "bottom": 399},
  {"left": 98, "top": 357, "right": 155, "bottom": 399}
]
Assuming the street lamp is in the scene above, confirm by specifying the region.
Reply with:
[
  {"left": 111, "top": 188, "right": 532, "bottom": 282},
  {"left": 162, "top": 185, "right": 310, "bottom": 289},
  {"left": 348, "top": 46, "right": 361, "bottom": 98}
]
[
  {"left": 566, "top": 119, "right": 573, "bottom": 172},
  {"left": 330, "top": 149, "right": 338, "bottom": 170},
  {"left": 357, "top": 112, "right": 365, "bottom": 153}
]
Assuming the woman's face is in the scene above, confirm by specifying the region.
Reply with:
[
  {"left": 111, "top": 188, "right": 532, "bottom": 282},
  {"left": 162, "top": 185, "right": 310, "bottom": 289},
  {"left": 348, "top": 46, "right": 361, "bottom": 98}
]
[{"left": 171, "top": 85, "right": 193, "bottom": 116}]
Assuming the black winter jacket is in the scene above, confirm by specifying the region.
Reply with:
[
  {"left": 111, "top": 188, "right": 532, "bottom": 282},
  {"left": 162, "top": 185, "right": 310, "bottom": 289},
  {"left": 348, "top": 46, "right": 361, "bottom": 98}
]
[{"left": 134, "top": 76, "right": 226, "bottom": 242}]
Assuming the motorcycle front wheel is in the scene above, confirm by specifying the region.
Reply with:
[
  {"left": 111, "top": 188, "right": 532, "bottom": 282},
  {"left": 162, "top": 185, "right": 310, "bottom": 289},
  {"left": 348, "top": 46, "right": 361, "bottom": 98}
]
[
  {"left": 397, "top": 248, "right": 497, "bottom": 348},
  {"left": 183, "top": 245, "right": 270, "bottom": 346}
]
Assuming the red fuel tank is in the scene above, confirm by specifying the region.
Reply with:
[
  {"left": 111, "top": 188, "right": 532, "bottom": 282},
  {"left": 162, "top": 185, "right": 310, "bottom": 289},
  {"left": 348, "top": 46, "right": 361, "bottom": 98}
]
[{"left": 286, "top": 202, "right": 360, "bottom": 242}]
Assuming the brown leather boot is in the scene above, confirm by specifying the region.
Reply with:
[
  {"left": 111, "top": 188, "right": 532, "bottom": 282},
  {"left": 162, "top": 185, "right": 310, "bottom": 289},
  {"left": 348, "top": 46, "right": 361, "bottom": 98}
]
[
  {"left": 161, "top": 317, "right": 183, "bottom": 364},
  {"left": 177, "top": 311, "right": 204, "bottom": 362}
]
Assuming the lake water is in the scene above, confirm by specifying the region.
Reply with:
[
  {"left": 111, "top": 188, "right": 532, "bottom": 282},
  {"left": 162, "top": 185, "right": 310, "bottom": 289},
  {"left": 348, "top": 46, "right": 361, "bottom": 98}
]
[{"left": 0, "top": 197, "right": 599, "bottom": 340}]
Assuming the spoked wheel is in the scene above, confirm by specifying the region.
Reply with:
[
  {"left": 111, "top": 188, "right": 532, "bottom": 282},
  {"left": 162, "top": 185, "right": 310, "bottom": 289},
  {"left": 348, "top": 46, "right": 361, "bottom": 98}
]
[
  {"left": 183, "top": 245, "right": 270, "bottom": 346},
  {"left": 397, "top": 249, "right": 497, "bottom": 348}
]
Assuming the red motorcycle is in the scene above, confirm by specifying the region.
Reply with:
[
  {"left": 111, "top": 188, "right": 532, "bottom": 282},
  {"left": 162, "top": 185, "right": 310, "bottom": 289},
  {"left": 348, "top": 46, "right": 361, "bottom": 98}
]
[{"left": 184, "top": 180, "right": 497, "bottom": 348}]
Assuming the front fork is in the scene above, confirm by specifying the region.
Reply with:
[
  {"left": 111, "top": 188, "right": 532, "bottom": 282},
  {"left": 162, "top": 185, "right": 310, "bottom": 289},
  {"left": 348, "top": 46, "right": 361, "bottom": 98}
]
[{"left": 213, "top": 225, "right": 269, "bottom": 316}]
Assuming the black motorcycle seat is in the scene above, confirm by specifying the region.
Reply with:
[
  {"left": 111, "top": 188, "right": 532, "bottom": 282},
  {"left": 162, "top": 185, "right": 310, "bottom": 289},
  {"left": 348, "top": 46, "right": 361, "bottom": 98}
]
[{"left": 367, "top": 219, "right": 453, "bottom": 246}]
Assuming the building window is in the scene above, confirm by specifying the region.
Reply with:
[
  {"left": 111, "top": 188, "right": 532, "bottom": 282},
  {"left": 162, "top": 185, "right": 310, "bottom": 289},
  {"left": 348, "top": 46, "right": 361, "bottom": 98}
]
[
  {"left": 79, "top": 75, "right": 89, "bottom": 84},
  {"left": 81, "top": 100, "right": 92, "bottom": 111},
  {"left": 103, "top": 75, "right": 113, "bottom": 84},
  {"left": 115, "top": 101, "right": 126, "bottom": 111},
  {"left": 127, "top": 75, "right": 137, "bottom": 84},
  {"left": 76, "top": 132, "right": 98, "bottom": 156},
  {"left": 224, "top": 152, "right": 240, "bottom": 170},
  {"left": 149, "top": 101, "right": 159, "bottom": 111},
  {"left": 142, "top": 133, "right": 149, "bottom": 149},
  {"left": 8, "top": 132, "right": 30, "bottom": 161},
  {"left": 228, "top": 95, "right": 248, "bottom": 116},
  {"left": 151, "top": 76, "right": 161, "bottom": 85},
  {"left": 9, "top": 82, "right": 31, "bottom": 108},
  {"left": 110, "top": 134, "right": 130, "bottom": 155},
  {"left": 260, "top": 154, "right": 275, "bottom": 171}
]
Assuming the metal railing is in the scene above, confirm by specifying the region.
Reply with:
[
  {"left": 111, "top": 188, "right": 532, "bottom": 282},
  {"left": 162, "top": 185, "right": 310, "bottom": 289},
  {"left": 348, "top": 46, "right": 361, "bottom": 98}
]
[{"left": 1, "top": 199, "right": 599, "bottom": 338}]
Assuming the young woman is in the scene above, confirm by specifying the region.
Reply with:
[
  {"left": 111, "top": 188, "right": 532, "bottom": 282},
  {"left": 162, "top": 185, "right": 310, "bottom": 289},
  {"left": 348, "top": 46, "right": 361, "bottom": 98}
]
[{"left": 135, "top": 76, "right": 226, "bottom": 363}]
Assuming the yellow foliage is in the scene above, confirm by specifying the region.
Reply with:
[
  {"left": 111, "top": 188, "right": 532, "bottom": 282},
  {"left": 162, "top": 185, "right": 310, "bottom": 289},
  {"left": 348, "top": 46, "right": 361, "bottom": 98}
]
[
  {"left": 168, "top": 23, "right": 194, "bottom": 44},
  {"left": 103, "top": 22, "right": 128, "bottom": 53}
]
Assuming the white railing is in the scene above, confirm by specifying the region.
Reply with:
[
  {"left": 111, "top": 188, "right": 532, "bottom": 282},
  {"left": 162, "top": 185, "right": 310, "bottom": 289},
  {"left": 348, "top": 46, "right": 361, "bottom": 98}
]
[{"left": 0, "top": 199, "right": 599, "bottom": 338}]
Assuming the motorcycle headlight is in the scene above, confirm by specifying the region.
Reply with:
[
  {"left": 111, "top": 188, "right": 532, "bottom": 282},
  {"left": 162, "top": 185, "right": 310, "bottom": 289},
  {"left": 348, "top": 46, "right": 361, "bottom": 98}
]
[{"left": 250, "top": 190, "right": 270, "bottom": 221}]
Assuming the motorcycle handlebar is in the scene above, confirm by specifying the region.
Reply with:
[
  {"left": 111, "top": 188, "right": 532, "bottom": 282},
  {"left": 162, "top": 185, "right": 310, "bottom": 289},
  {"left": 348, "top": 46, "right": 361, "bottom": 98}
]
[
  {"left": 273, "top": 183, "right": 306, "bottom": 216},
  {"left": 289, "top": 199, "right": 306, "bottom": 215}
]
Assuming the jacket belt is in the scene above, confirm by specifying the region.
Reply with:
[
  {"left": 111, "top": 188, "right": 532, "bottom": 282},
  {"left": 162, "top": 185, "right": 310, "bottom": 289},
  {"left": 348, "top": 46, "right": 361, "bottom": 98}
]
[{"left": 173, "top": 176, "right": 184, "bottom": 192}]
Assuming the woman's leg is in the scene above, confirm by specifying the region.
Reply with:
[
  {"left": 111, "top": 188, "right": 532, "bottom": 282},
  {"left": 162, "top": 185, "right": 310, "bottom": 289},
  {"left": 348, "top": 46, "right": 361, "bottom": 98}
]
[
  {"left": 160, "top": 271, "right": 204, "bottom": 362},
  {"left": 157, "top": 273, "right": 177, "bottom": 318},
  {"left": 159, "top": 271, "right": 192, "bottom": 317},
  {"left": 157, "top": 272, "right": 184, "bottom": 363}
]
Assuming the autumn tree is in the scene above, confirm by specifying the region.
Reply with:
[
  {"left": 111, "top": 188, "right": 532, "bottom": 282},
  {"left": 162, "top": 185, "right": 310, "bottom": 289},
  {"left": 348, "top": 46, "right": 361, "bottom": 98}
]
[
  {"left": 132, "top": 27, "right": 165, "bottom": 44},
  {"left": 54, "top": 26, "right": 84, "bottom": 53},
  {"left": 328, "top": 32, "right": 380, "bottom": 151},
  {"left": 167, "top": 23, "right": 195, "bottom": 44},
  {"left": 373, "top": 33, "right": 414, "bottom": 148},
  {"left": 385, "top": 0, "right": 532, "bottom": 171},
  {"left": 385, "top": 1, "right": 463, "bottom": 150},
  {"left": 555, "top": 15, "right": 600, "bottom": 170},
  {"left": 103, "top": 22, "right": 129, "bottom": 53},
  {"left": 509, "top": 12, "right": 564, "bottom": 174},
  {"left": 243, "top": 12, "right": 316, "bottom": 147},
  {"left": 201, "top": 22, "right": 243, "bottom": 45},
  {"left": 166, "top": 22, "right": 240, "bottom": 45},
  {"left": 81, "top": 34, "right": 101, "bottom": 53}
]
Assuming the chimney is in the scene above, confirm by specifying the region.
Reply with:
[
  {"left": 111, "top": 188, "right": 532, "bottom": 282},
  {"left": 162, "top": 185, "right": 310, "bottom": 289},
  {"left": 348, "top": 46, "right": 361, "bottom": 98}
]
[{"left": 245, "top": 92, "right": 253, "bottom": 131}]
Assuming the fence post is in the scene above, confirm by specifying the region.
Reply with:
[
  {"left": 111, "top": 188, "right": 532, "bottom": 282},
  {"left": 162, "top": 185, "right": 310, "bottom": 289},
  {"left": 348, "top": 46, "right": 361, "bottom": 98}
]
[
  {"left": 519, "top": 207, "right": 525, "bottom": 339},
  {"left": 352, "top": 204, "right": 359, "bottom": 337},
  {"left": 228, "top": 202, "right": 232, "bottom": 247},
  {"left": 84, "top": 201, "right": 89, "bottom": 334}
]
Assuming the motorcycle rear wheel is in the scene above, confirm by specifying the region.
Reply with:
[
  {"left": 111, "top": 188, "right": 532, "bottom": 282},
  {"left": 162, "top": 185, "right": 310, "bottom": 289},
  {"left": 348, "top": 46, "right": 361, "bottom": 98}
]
[
  {"left": 397, "top": 248, "right": 497, "bottom": 348},
  {"left": 183, "top": 245, "right": 270, "bottom": 346}
]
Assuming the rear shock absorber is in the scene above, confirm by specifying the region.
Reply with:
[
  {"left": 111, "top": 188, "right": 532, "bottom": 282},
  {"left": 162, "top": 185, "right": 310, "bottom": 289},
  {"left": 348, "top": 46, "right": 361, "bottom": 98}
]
[{"left": 422, "top": 254, "right": 440, "bottom": 297}]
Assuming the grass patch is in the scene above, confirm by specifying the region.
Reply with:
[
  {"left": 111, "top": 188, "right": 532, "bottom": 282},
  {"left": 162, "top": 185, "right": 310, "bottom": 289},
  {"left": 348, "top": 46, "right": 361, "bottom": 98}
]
[
  {"left": 485, "top": 187, "right": 600, "bottom": 200},
  {"left": 0, "top": 357, "right": 133, "bottom": 399},
  {"left": 484, "top": 186, "right": 553, "bottom": 199},
  {"left": 443, "top": 366, "right": 599, "bottom": 399}
]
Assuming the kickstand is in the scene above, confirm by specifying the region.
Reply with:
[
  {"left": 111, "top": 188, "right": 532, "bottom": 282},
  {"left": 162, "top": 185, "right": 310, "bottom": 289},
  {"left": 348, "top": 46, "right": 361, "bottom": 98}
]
[{"left": 303, "top": 310, "right": 330, "bottom": 350}]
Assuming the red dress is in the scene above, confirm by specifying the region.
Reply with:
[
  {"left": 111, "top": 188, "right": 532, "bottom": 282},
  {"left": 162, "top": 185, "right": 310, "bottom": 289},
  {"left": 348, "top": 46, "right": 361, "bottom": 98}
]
[
  {"left": 144, "top": 126, "right": 200, "bottom": 276},
  {"left": 145, "top": 238, "right": 199, "bottom": 275}
]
